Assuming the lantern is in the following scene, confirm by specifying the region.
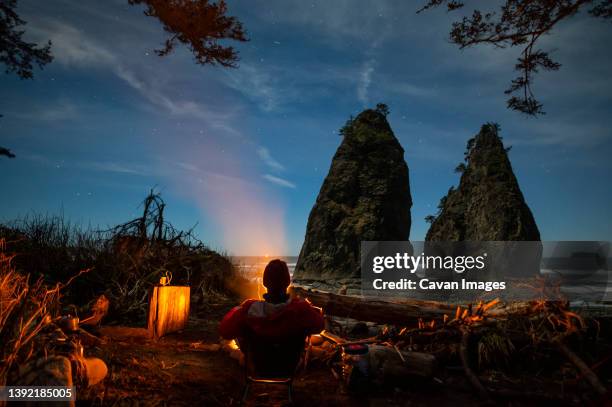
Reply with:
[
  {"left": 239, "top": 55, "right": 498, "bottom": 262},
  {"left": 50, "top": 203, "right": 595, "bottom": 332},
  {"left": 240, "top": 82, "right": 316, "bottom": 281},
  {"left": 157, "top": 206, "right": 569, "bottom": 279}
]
[{"left": 147, "top": 278, "right": 190, "bottom": 339}]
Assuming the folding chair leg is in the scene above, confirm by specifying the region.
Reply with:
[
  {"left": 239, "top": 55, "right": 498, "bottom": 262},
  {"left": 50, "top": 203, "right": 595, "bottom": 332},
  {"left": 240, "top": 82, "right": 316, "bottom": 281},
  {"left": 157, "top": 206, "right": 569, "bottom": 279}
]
[
  {"left": 287, "top": 382, "right": 293, "bottom": 404},
  {"left": 241, "top": 382, "right": 250, "bottom": 404}
]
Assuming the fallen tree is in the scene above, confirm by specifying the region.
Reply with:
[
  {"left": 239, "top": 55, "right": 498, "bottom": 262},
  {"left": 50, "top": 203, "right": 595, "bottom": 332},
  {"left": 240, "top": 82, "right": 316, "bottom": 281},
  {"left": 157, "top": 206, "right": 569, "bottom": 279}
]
[
  {"left": 290, "top": 286, "right": 453, "bottom": 324},
  {"left": 290, "top": 285, "right": 536, "bottom": 325}
]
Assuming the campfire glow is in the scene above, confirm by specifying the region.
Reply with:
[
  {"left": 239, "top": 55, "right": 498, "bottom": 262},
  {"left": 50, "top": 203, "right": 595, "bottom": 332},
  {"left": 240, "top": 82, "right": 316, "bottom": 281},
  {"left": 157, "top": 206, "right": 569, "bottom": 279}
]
[
  {"left": 229, "top": 339, "right": 239, "bottom": 350},
  {"left": 169, "top": 139, "right": 288, "bottom": 257},
  {"left": 166, "top": 139, "right": 291, "bottom": 300},
  {"left": 256, "top": 276, "right": 264, "bottom": 300}
]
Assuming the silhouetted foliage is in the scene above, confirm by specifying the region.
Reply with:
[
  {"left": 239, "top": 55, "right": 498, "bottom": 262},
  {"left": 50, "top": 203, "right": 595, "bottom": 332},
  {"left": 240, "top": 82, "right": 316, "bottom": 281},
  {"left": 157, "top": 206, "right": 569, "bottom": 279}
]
[
  {"left": 424, "top": 215, "right": 437, "bottom": 224},
  {"left": 128, "top": 0, "right": 248, "bottom": 67},
  {"left": 418, "top": 0, "right": 612, "bottom": 115},
  {"left": 1, "top": 0, "right": 53, "bottom": 159},
  {"left": 591, "top": 0, "right": 612, "bottom": 17},
  {"left": 375, "top": 103, "right": 390, "bottom": 116},
  {"left": 0, "top": 0, "right": 52, "bottom": 79},
  {"left": 437, "top": 195, "right": 448, "bottom": 210},
  {"left": 0, "top": 147, "right": 15, "bottom": 158},
  {"left": 339, "top": 115, "right": 355, "bottom": 137},
  {"left": 483, "top": 122, "right": 501, "bottom": 135},
  {"left": 464, "top": 137, "right": 475, "bottom": 158}
]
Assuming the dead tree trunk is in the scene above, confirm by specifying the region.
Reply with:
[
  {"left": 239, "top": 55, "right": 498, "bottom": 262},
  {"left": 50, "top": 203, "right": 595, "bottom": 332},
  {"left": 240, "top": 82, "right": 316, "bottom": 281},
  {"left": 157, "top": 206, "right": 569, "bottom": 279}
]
[
  {"left": 290, "top": 286, "right": 534, "bottom": 326},
  {"left": 290, "top": 286, "right": 454, "bottom": 324}
]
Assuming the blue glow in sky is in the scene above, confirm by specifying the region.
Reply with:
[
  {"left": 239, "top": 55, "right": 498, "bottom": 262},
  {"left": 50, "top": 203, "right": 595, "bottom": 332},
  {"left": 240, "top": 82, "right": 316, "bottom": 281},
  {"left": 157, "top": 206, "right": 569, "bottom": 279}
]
[{"left": 1, "top": 0, "right": 611, "bottom": 255}]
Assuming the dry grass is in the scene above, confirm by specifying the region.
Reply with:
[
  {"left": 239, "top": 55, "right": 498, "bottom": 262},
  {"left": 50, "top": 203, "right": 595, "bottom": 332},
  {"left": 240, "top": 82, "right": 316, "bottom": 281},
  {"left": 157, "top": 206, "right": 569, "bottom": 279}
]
[{"left": 0, "top": 238, "right": 61, "bottom": 389}]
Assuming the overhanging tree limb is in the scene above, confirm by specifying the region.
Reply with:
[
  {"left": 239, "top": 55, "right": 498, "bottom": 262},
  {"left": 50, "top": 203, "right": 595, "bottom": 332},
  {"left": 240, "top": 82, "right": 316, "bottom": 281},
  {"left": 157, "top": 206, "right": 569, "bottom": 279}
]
[
  {"left": 127, "top": 0, "right": 248, "bottom": 67},
  {"left": 418, "top": 0, "right": 612, "bottom": 115},
  {"left": 0, "top": 0, "right": 53, "bottom": 79},
  {"left": 0, "top": 147, "right": 16, "bottom": 158}
]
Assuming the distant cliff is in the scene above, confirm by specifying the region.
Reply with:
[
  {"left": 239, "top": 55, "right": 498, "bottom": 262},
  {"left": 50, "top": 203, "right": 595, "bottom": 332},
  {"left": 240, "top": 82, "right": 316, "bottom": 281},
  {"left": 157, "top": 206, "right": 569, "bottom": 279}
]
[
  {"left": 294, "top": 105, "right": 412, "bottom": 283},
  {"left": 426, "top": 123, "right": 540, "bottom": 242}
]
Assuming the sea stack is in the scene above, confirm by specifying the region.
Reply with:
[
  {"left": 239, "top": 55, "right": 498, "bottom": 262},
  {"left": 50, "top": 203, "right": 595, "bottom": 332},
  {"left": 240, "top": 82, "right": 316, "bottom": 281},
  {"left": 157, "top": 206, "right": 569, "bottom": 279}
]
[
  {"left": 425, "top": 123, "right": 541, "bottom": 279},
  {"left": 426, "top": 123, "right": 540, "bottom": 241},
  {"left": 293, "top": 104, "right": 412, "bottom": 285}
]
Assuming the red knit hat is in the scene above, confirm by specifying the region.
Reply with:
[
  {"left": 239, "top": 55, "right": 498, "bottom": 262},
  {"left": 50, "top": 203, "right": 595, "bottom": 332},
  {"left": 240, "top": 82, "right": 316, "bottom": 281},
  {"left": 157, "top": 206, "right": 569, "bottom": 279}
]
[{"left": 263, "top": 259, "right": 291, "bottom": 293}]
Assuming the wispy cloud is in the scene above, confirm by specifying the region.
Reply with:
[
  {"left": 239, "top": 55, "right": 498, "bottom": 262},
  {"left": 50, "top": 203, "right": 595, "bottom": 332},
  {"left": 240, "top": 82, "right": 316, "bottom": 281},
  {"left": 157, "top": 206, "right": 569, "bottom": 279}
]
[
  {"left": 223, "top": 63, "right": 281, "bottom": 112},
  {"left": 263, "top": 174, "right": 296, "bottom": 189},
  {"left": 507, "top": 121, "right": 612, "bottom": 148},
  {"left": 40, "top": 101, "right": 78, "bottom": 121},
  {"left": 176, "top": 161, "right": 200, "bottom": 173},
  {"left": 389, "top": 82, "right": 437, "bottom": 98},
  {"left": 30, "top": 20, "right": 114, "bottom": 67},
  {"left": 21, "top": 152, "right": 157, "bottom": 176},
  {"left": 114, "top": 66, "right": 233, "bottom": 126},
  {"left": 168, "top": 160, "right": 259, "bottom": 188},
  {"left": 257, "top": 146, "right": 284, "bottom": 171},
  {"left": 80, "top": 161, "right": 154, "bottom": 176},
  {"left": 357, "top": 59, "right": 375, "bottom": 105},
  {"left": 258, "top": 0, "right": 395, "bottom": 42},
  {"left": 12, "top": 99, "right": 78, "bottom": 121},
  {"left": 30, "top": 20, "right": 239, "bottom": 135}
]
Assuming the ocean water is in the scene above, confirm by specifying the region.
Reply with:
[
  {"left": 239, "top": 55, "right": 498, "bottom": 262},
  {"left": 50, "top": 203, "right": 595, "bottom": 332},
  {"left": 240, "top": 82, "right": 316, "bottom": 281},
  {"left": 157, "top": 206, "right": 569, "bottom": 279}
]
[
  {"left": 230, "top": 256, "right": 298, "bottom": 278},
  {"left": 230, "top": 255, "right": 612, "bottom": 306}
]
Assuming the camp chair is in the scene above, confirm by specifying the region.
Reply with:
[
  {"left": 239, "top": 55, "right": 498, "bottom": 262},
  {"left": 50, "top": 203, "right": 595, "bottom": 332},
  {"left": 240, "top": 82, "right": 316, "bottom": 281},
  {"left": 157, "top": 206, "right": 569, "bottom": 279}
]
[{"left": 239, "top": 330, "right": 310, "bottom": 404}]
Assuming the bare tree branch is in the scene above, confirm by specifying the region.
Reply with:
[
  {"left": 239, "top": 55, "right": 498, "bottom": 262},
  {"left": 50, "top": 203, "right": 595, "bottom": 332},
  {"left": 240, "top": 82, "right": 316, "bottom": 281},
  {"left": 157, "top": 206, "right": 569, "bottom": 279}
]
[{"left": 419, "top": 0, "right": 610, "bottom": 115}]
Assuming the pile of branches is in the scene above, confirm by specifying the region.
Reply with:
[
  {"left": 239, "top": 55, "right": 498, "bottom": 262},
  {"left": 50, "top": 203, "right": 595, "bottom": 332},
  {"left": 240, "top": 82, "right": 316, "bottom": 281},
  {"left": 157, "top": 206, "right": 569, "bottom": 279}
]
[
  {"left": 83, "top": 190, "right": 236, "bottom": 323},
  {"left": 309, "top": 295, "right": 609, "bottom": 403},
  {"left": 385, "top": 300, "right": 605, "bottom": 399}
]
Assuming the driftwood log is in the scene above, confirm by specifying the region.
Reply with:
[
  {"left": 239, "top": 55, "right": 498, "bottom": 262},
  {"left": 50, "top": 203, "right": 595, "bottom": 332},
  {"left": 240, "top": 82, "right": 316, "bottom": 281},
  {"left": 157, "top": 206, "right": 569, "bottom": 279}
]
[
  {"left": 290, "top": 286, "right": 454, "bottom": 325},
  {"left": 290, "top": 286, "right": 533, "bottom": 326}
]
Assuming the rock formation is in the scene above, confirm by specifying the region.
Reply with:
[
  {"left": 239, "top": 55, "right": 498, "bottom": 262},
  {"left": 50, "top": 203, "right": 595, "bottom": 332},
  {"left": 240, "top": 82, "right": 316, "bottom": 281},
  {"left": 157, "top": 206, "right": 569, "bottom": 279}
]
[
  {"left": 426, "top": 123, "right": 540, "bottom": 242},
  {"left": 293, "top": 105, "right": 412, "bottom": 283},
  {"left": 425, "top": 123, "right": 541, "bottom": 281}
]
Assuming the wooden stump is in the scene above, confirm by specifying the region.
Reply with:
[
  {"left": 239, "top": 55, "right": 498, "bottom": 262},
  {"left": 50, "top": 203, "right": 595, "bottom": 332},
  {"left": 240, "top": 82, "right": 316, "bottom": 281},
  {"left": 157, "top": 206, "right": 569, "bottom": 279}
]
[{"left": 147, "top": 285, "right": 190, "bottom": 339}]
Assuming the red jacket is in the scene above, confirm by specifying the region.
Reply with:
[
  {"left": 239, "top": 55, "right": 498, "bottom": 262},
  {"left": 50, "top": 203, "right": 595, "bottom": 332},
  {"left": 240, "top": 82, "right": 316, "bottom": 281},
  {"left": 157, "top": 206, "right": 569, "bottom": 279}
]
[{"left": 219, "top": 297, "right": 324, "bottom": 340}]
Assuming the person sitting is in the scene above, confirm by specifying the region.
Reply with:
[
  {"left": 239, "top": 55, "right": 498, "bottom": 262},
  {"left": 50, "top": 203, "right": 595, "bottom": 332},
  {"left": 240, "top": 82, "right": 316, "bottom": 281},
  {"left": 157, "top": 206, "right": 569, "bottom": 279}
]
[{"left": 219, "top": 259, "right": 324, "bottom": 343}]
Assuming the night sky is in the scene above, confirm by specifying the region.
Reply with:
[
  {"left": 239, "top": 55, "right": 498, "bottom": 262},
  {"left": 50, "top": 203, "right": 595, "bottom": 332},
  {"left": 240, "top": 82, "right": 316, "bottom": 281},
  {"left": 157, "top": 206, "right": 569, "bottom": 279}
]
[{"left": 1, "top": 0, "right": 611, "bottom": 255}]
